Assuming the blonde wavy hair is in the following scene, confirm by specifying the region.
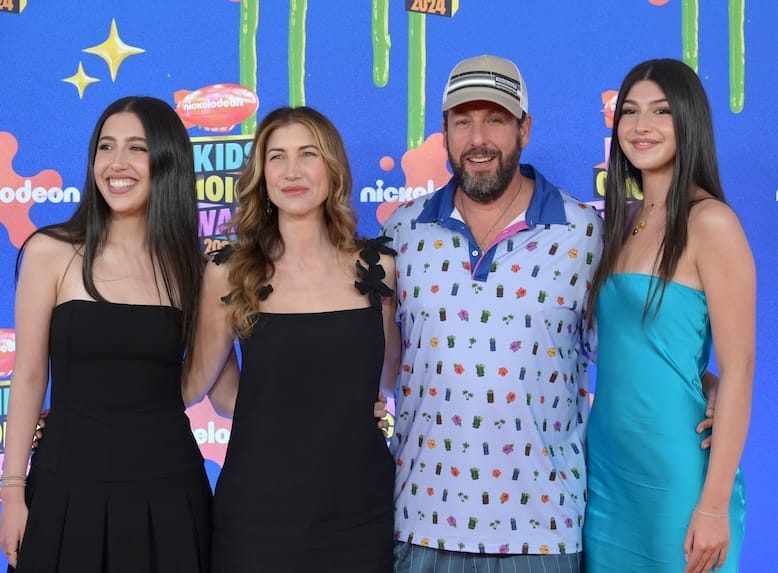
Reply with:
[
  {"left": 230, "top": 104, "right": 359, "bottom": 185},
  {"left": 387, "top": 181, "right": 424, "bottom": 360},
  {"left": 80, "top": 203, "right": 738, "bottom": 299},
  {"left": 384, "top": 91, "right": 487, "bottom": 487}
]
[{"left": 226, "top": 106, "right": 358, "bottom": 336}]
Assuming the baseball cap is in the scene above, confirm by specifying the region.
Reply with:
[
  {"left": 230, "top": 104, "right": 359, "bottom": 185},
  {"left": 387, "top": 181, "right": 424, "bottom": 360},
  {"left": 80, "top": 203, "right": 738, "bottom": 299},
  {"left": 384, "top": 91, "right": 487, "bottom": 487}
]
[{"left": 442, "top": 54, "right": 528, "bottom": 118}]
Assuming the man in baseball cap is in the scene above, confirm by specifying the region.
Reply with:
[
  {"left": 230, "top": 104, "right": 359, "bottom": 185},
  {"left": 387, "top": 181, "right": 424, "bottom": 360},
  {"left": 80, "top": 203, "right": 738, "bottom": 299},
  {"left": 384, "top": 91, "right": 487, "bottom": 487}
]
[{"left": 384, "top": 54, "right": 602, "bottom": 572}]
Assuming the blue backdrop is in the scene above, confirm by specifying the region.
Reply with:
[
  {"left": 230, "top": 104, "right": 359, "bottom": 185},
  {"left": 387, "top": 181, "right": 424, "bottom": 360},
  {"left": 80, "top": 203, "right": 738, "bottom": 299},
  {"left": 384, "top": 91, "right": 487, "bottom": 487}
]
[{"left": 1, "top": 1, "right": 775, "bottom": 570}]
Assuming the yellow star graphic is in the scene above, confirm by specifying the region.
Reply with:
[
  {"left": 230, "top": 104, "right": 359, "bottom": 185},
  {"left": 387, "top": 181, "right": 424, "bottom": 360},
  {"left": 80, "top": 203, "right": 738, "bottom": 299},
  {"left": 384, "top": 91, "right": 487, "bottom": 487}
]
[
  {"left": 62, "top": 62, "right": 100, "bottom": 99},
  {"left": 83, "top": 18, "right": 145, "bottom": 82}
]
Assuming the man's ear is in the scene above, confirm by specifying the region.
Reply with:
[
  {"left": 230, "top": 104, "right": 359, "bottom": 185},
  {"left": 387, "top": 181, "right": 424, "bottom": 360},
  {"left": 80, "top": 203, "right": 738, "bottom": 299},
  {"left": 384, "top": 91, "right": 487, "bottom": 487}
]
[
  {"left": 442, "top": 113, "right": 449, "bottom": 151},
  {"left": 519, "top": 114, "right": 533, "bottom": 148}
]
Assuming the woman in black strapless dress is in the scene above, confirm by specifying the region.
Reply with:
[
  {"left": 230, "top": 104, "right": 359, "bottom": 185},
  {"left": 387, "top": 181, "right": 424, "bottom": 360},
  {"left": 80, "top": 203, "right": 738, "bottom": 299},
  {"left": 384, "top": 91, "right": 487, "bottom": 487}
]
[
  {"left": 0, "top": 97, "right": 211, "bottom": 572},
  {"left": 185, "top": 106, "right": 400, "bottom": 572}
]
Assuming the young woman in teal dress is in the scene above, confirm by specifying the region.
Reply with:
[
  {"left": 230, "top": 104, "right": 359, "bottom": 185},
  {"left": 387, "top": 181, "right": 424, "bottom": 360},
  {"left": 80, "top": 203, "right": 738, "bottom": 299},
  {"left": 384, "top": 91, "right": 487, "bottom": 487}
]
[{"left": 583, "top": 59, "right": 754, "bottom": 572}]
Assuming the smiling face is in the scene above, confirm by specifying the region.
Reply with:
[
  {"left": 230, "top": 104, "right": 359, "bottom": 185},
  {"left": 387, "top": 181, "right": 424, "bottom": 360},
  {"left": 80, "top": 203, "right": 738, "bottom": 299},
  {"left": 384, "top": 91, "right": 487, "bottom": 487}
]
[
  {"left": 93, "top": 112, "right": 151, "bottom": 218},
  {"left": 617, "top": 80, "right": 677, "bottom": 178},
  {"left": 444, "top": 100, "right": 529, "bottom": 204},
  {"left": 263, "top": 122, "right": 330, "bottom": 220}
]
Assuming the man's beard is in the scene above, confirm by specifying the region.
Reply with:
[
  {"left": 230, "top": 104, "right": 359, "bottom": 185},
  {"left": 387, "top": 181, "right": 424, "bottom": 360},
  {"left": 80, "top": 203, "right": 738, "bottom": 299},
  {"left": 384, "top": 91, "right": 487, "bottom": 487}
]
[{"left": 450, "top": 144, "right": 521, "bottom": 204}]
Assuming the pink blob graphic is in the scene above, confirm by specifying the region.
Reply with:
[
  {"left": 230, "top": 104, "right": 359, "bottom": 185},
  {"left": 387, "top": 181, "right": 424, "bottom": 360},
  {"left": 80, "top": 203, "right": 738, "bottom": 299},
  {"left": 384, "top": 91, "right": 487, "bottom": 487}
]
[
  {"left": 186, "top": 400, "right": 233, "bottom": 467},
  {"left": 375, "top": 133, "right": 451, "bottom": 225},
  {"left": 379, "top": 156, "right": 395, "bottom": 171},
  {"left": 0, "top": 132, "right": 64, "bottom": 247}
]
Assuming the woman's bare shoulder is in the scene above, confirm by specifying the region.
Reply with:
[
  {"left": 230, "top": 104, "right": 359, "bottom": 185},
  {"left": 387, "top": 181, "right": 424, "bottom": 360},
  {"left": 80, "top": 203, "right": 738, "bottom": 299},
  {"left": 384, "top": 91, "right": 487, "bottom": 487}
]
[
  {"left": 689, "top": 195, "right": 743, "bottom": 236},
  {"left": 21, "top": 232, "right": 79, "bottom": 268}
]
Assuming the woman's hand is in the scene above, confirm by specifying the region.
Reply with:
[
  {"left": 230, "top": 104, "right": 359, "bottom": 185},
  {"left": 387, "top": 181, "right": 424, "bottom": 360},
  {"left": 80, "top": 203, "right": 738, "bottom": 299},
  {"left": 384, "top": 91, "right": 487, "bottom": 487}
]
[
  {"left": 0, "top": 488, "right": 28, "bottom": 568},
  {"left": 684, "top": 508, "right": 730, "bottom": 572}
]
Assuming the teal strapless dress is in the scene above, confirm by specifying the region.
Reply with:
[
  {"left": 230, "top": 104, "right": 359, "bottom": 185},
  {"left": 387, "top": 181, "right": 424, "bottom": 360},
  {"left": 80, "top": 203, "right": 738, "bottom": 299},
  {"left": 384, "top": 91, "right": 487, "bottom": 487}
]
[{"left": 584, "top": 274, "right": 746, "bottom": 572}]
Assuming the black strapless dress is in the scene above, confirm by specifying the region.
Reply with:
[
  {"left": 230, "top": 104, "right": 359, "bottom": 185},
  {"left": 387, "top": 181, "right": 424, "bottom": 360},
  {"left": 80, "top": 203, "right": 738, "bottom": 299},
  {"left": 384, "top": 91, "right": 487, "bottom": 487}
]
[
  {"left": 211, "top": 240, "right": 395, "bottom": 573},
  {"left": 15, "top": 301, "right": 211, "bottom": 573}
]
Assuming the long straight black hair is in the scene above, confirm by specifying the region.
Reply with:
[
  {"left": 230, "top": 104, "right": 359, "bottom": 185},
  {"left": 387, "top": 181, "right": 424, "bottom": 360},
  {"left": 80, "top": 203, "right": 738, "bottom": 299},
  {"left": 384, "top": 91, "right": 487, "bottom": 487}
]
[
  {"left": 588, "top": 58, "right": 725, "bottom": 320},
  {"left": 17, "top": 96, "right": 203, "bottom": 354}
]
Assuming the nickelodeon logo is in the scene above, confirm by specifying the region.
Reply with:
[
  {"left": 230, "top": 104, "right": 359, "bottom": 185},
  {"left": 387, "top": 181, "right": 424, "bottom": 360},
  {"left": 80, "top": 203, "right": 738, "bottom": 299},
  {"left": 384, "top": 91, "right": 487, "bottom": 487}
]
[
  {"left": 0, "top": 180, "right": 80, "bottom": 204},
  {"left": 359, "top": 178, "right": 436, "bottom": 203},
  {"left": 176, "top": 85, "right": 258, "bottom": 132},
  {"left": 192, "top": 420, "right": 231, "bottom": 445}
]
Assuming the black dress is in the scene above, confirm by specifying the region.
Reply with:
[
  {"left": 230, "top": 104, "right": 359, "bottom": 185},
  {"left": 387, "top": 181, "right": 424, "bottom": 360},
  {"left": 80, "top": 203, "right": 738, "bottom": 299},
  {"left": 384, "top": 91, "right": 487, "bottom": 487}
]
[
  {"left": 15, "top": 301, "right": 211, "bottom": 573},
  {"left": 211, "top": 239, "right": 395, "bottom": 573}
]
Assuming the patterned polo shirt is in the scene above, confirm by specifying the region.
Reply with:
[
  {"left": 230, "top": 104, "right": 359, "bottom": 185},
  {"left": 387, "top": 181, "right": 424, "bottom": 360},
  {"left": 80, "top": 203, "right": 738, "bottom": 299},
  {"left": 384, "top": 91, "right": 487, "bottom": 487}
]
[{"left": 383, "top": 164, "right": 603, "bottom": 556}]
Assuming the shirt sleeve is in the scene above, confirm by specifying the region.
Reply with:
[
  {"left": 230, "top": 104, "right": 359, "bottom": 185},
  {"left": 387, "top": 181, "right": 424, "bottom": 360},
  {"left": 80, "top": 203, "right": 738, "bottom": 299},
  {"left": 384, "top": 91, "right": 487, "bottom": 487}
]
[{"left": 579, "top": 206, "right": 603, "bottom": 364}]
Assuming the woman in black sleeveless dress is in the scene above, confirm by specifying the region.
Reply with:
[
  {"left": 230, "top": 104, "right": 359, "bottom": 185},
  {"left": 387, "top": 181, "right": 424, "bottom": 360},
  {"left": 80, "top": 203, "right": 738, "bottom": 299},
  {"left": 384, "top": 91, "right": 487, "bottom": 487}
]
[
  {"left": 185, "top": 107, "right": 399, "bottom": 572},
  {"left": 0, "top": 97, "right": 211, "bottom": 572}
]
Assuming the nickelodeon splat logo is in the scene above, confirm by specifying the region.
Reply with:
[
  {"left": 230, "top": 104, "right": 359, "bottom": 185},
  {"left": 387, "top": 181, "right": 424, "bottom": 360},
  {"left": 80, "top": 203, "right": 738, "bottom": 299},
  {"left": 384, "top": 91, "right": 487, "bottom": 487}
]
[
  {"left": 360, "top": 133, "right": 451, "bottom": 224},
  {"left": 175, "top": 84, "right": 258, "bottom": 133},
  {"left": 0, "top": 133, "right": 81, "bottom": 247},
  {"left": 0, "top": 0, "right": 27, "bottom": 14}
]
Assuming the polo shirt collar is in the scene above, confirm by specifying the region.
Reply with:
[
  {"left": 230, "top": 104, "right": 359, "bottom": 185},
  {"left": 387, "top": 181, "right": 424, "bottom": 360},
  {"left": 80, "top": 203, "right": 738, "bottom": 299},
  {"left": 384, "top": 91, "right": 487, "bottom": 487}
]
[{"left": 417, "top": 164, "right": 568, "bottom": 227}]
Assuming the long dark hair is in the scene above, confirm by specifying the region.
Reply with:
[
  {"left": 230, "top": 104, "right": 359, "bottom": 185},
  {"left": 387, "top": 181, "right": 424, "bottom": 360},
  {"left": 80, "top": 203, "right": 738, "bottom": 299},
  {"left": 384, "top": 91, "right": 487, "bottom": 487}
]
[
  {"left": 17, "top": 96, "right": 203, "bottom": 353},
  {"left": 588, "top": 58, "right": 725, "bottom": 320},
  {"left": 226, "top": 106, "right": 358, "bottom": 336}
]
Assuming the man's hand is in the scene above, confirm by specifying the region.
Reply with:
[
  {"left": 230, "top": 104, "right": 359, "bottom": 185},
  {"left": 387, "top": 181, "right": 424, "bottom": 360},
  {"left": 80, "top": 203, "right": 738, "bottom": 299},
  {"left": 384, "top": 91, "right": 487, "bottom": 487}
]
[
  {"left": 697, "top": 372, "right": 719, "bottom": 450},
  {"left": 31, "top": 410, "right": 48, "bottom": 450},
  {"left": 374, "top": 393, "right": 388, "bottom": 435}
]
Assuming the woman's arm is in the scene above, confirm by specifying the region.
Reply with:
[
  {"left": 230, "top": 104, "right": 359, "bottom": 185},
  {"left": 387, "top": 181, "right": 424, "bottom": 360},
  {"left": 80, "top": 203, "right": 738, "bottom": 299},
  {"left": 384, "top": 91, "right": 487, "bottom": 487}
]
[
  {"left": 379, "top": 253, "right": 401, "bottom": 395},
  {"left": 182, "top": 260, "right": 237, "bottom": 407},
  {"left": 0, "top": 235, "right": 63, "bottom": 566},
  {"left": 206, "top": 348, "right": 240, "bottom": 418},
  {"left": 683, "top": 201, "right": 755, "bottom": 573}
]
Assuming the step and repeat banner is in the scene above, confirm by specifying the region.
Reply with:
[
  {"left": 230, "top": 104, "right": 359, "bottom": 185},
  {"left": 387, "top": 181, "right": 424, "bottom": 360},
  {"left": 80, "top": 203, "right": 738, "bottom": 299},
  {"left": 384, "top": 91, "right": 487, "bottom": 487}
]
[{"left": 1, "top": 1, "right": 775, "bottom": 570}]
